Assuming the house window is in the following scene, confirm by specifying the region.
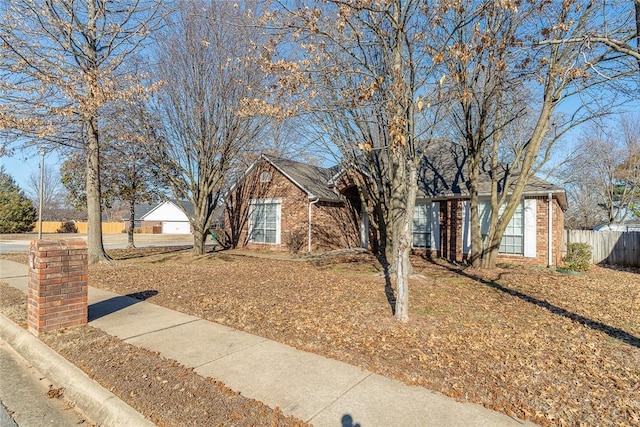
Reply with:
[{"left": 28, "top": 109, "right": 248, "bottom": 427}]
[
  {"left": 412, "top": 203, "right": 431, "bottom": 248},
  {"left": 479, "top": 200, "right": 524, "bottom": 255},
  {"left": 260, "top": 171, "right": 271, "bottom": 183},
  {"left": 249, "top": 199, "right": 281, "bottom": 244}
]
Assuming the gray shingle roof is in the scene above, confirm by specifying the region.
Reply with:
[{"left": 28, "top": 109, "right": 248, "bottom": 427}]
[
  {"left": 417, "top": 141, "right": 567, "bottom": 208},
  {"left": 121, "top": 203, "right": 154, "bottom": 221},
  {"left": 253, "top": 147, "right": 567, "bottom": 210},
  {"left": 263, "top": 155, "right": 342, "bottom": 202}
]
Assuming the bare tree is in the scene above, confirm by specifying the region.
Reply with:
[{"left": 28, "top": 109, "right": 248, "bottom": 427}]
[
  {"left": 271, "top": 0, "right": 449, "bottom": 322},
  {"left": 102, "top": 96, "right": 164, "bottom": 248},
  {"left": 438, "top": 0, "right": 633, "bottom": 268},
  {"left": 0, "top": 0, "right": 163, "bottom": 263},
  {"left": 26, "top": 163, "right": 66, "bottom": 221},
  {"left": 150, "top": 0, "right": 269, "bottom": 255},
  {"left": 563, "top": 115, "right": 640, "bottom": 226}
]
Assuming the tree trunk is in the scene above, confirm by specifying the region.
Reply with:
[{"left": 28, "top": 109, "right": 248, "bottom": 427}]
[
  {"left": 468, "top": 148, "right": 483, "bottom": 268},
  {"left": 193, "top": 226, "right": 206, "bottom": 255},
  {"left": 127, "top": 201, "right": 136, "bottom": 249},
  {"left": 85, "top": 115, "right": 110, "bottom": 264},
  {"left": 394, "top": 159, "right": 417, "bottom": 323},
  {"left": 480, "top": 236, "right": 500, "bottom": 268},
  {"left": 84, "top": 1, "right": 109, "bottom": 265}
]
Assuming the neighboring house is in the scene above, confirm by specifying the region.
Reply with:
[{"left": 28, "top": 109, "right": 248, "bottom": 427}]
[
  {"left": 227, "top": 145, "right": 567, "bottom": 267},
  {"left": 140, "top": 200, "right": 194, "bottom": 234},
  {"left": 593, "top": 223, "right": 640, "bottom": 232},
  {"left": 121, "top": 203, "right": 155, "bottom": 231}
]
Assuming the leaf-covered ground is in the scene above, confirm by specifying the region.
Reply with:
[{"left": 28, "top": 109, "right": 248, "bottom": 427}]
[
  {"left": 2, "top": 247, "right": 639, "bottom": 426},
  {"left": 0, "top": 282, "right": 307, "bottom": 427}
]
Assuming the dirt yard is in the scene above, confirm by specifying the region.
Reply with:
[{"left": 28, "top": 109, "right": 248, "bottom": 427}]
[{"left": 1, "top": 246, "right": 639, "bottom": 426}]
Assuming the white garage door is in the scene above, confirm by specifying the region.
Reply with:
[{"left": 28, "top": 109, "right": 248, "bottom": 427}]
[{"left": 162, "top": 221, "right": 191, "bottom": 234}]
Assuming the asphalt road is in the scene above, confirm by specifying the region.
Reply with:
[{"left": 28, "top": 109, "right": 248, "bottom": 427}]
[{"left": 0, "top": 338, "right": 92, "bottom": 426}]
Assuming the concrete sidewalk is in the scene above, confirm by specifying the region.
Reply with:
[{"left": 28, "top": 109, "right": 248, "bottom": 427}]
[{"left": 0, "top": 258, "right": 535, "bottom": 426}]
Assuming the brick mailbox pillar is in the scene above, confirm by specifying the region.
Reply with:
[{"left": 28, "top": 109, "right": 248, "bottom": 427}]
[{"left": 27, "top": 239, "right": 88, "bottom": 337}]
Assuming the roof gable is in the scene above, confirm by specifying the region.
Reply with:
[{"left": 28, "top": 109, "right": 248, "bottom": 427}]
[
  {"left": 141, "top": 201, "right": 191, "bottom": 221},
  {"left": 263, "top": 155, "right": 341, "bottom": 202}
]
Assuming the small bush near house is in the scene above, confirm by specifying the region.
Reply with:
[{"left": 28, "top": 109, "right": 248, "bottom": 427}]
[
  {"left": 285, "top": 229, "right": 306, "bottom": 254},
  {"left": 564, "top": 242, "right": 591, "bottom": 271},
  {"left": 56, "top": 221, "right": 78, "bottom": 233}
]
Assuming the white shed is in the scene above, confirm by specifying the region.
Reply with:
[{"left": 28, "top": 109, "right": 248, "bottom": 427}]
[{"left": 141, "top": 201, "right": 192, "bottom": 234}]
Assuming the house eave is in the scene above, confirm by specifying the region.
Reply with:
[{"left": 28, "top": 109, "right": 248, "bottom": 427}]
[{"left": 419, "top": 189, "right": 568, "bottom": 211}]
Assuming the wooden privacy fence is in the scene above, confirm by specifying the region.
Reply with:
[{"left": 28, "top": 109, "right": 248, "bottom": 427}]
[
  {"left": 565, "top": 230, "right": 640, "bottom": 267},
  {"left": 34, "top": 221, "right": 125, "bottom": 234}
]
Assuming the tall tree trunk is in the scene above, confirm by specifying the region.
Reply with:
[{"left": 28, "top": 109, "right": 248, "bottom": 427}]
[
  {"left": 635, "top": 0, "right": 640, "bottom": 69},
  {"left": 393, "top": 157, "right": 417, "bottom": 323},
  {"left": 192, "top": 193, "right": 210, "bottom": 256},
  {"left": 468, "top": 149, "right": 482, "bottom": 268},
  {"left": 127, "top": 200, "right": 136, "bottom": 249},
  {"left": 480, "top": 237, "right": 500, "bottom": 268},
  {"left": 84, "top": 0, "right": 109, "bottom": 265},
  {"left": 193, "top": 226, "right": 206, "bottom": 255},
  {"left": 86, "top": 115, "right": 109, "bottom": 264}
]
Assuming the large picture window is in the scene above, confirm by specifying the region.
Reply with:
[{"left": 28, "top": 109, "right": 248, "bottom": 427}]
[
  {"left": 249, "top": 199, "right": 281, "bottom": 244},
  {"left": 412, "top": 203, "right": 431, "bottom": 248},
  {"left": 479, "top": 200, "right": 524, "bottom": 255}
]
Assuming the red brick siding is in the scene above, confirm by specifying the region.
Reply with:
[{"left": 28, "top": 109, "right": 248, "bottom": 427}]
[
  {"left": 27, "top": 239, "right": 88, "bottom": 336},
  {"left": 428, "top": 197, "right": 565, "bottom": 268},
  {"left": 227, "top": 161, "right": 359, "bottom": 252},
  {"left": 495, "top": 197, "right": 565, "bottom": 267},
  {"left": 437, "top": 200, "right": 464, "bottom": 262}
]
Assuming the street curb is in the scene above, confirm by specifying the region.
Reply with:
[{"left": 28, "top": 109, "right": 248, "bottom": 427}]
[{"left": 0, "top": 314, "right": 156, "bottom": 427}]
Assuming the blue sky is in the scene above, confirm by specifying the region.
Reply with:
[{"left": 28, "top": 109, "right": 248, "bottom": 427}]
[{"left": 1, "top": 147, "right": 59, "bottom": 193}]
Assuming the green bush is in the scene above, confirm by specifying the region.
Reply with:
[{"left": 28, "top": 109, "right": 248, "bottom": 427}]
[{"left": 564, "top": 242, "right": 591, "bottom": 272}]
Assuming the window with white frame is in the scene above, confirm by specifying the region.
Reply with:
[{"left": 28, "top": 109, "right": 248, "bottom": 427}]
[
  {"left": 412, "top": 203, "right": 431, "bottom": 248},
  {"left": 248, "top": 199, "right": 281, "bottom": 244},
  {"left": 479, "top": 200, "right": 524, "bottom": 255}
]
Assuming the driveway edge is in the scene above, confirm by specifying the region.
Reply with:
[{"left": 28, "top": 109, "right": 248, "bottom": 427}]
[{"left": 0, "top": 314, "right": 155, "bottom": 427}]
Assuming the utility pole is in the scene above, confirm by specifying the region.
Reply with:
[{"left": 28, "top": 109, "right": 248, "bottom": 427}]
[{"left": 38, "top": 146, "right": 45, "bottom": 239}]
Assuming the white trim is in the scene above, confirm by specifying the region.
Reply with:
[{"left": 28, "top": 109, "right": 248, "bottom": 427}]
[
  {"left": 249, "top": 198, "right": 282, "bottom": 205},
  {"left": 431, "top": 202, "right": 440, "bottom": 250},
  {"left": 547, "top": 193, "right": 553, "bottom": 266},
  {"left": 524, "top": 198, "right": 537, "bottom": 258},
  {"left": 462, "top": 200, "right": 471, "bottom": 254},
  {"left": 360, "top": 203, "right": 369, "bottom": 248}
]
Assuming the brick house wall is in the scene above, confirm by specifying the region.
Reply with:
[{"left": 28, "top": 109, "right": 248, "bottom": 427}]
[
  {"left": 429, "top": 197, "right": 565, "bottom": 267},
  {"left": 493, "top": 197, "right": 565, "bottom": 267},
  {"left": 228, "top": 157, "right": 566, "bottom": 264},
  {"left": 226, "top": 161, "right": 359, "bottom": 253}
]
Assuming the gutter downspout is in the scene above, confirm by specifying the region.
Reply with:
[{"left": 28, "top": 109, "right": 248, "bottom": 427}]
[
  {"left": 548, "top": 192, "right": 553, "bottom": 268},
  {"left": 308, "top": 196, "right": 320, "bottom": 253}
]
